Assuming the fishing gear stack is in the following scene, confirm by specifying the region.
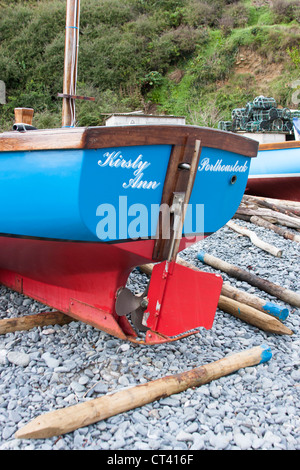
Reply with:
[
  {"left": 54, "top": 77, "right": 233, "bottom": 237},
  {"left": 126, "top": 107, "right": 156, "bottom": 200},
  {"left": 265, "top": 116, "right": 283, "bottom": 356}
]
[{"left": 218, "top": 95, "right": 300, "bottom": 134}]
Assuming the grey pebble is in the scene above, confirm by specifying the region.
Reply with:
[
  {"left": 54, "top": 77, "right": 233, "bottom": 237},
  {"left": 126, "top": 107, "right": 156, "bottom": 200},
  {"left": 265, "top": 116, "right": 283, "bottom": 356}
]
[
  {"left": 118, "top": 375, "right": 130, "bottom": 386},
  {"left": 209, "top": 433, "right": 231, "bottom": 449},
  {"left": 7, "top": 351, "right": 30, "bottom": 367},
  {"left": 2, "top": 426, "right": 15, "bottom": 440},
  {"left": 93, "top": 382, "right": 109, "bottom": 394},
  {"left": 176, "top": 430, "right": 194, "bottom": 442},
  {"left": 70, "top": 381, "right": 86, "bottom": 393},
  {"left": 41, "top": 352, "right": 61, "bottom": 369},
  {"left": 0, "top": 349, "right": 8, "bottom": 365},
  {"left": 190, "top": 433, "right": 205, "bottom": 450},
  {"left": 234, "top": 432, "right": 253, "bottom": 450}
]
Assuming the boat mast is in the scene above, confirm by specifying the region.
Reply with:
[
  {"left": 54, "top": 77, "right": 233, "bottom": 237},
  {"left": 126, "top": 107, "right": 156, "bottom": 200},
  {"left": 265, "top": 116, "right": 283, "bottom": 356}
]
[{"left": 62, "top": 0, "right": 80, "bottom": 127}]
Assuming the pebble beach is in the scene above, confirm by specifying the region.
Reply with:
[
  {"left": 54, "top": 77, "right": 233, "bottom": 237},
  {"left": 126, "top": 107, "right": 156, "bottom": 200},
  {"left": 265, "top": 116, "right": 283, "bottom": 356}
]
[{"left": 0, "top": 219, "right": 299, "bottom": 451}]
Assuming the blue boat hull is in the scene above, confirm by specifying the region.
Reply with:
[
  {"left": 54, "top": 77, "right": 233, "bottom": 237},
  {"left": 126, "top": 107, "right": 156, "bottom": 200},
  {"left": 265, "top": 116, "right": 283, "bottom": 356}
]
[{"left": 0, "top": 142, "right": 251, "bottom": 243}]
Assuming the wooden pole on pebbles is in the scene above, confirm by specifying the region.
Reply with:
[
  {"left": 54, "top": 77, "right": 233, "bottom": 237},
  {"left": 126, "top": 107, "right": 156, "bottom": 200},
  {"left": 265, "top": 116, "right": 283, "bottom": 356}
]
[
  {"left": 235, "top": 206, "right": 300, "bottom": 229},
  {"left": 243, "top": 195, "right": 300, "bottom": 218},
  {"left": 226, "top": 220, "right": 283, "bottom": 257},
  {"left": 0, "top": 311, "right": 74, "bottom": 335},
  {"left": 236, "top": 195, "right": 300, "bottom": 230},
  {"left": 197, "top": 251, "right": 300, "bottom": 309},
  {"left": 15, "top": 345, "right": 272, "bottom": 439},
  {"left": 249, "top": 216, "right": 300, "bottom": 243},
  {"left": 220, "top": 282, "right": 289, "bottom": 322},
  {"left": 217, "top": 296, "right": 292, "bottom": 335}
]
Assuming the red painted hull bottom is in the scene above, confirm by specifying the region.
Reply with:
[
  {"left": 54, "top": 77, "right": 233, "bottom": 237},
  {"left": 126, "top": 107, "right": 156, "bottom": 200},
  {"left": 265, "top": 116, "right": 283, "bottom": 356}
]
[
  {"left": 0, "top": 234, "right": 222, "bottom": 344},
  {"left": 246, "top": 176, "right": 300, "bottom": 202}
]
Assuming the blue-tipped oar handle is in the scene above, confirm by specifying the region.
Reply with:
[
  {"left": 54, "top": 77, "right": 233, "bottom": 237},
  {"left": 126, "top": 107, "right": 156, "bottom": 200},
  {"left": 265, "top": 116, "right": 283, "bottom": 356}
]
[
  {"left": 197, "top": 250, "right": 207, "bottom": 263},
  {"left": 259, "top": 344, "right": 272, "bottom": 363},
  {"left": 262, "top": 302, "right": 289, "bottom": 322}
]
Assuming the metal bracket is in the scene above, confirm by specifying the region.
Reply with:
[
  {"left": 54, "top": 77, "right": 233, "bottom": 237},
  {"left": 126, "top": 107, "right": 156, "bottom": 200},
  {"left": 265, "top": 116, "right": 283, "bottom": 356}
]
[{"left": 167, "top": 191, "right": 185, "bottom": 262}]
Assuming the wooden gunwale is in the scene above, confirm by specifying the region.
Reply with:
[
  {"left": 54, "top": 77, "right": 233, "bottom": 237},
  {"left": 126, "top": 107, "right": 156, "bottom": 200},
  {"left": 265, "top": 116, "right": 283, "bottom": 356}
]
[
  {"left": 0, "top": 125, "right": 258, "bottom": 157},
  {"left": 259, "top": 140, "right": 300, "bottom": 151}
]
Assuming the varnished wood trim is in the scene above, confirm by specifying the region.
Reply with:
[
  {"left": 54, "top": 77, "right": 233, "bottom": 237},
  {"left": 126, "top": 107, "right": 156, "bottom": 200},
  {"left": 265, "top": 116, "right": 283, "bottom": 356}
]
[
  {"left": 152, "top": 139, "right": 188, "bottom": 261},
  {"left": 0, "top": 125, "right": 258, "bottom": 157},
  {"left": 0, "top": 127, "right": 86, "bottom": 152},
  {"left": 259, "top": 140, "right": 300, "bottom": 151},
  {"left": 84, "top": 126, "right": 258, "bottom": 157},
  {"left": 152, "top": 137, "right": 202, "bottom": 261}
]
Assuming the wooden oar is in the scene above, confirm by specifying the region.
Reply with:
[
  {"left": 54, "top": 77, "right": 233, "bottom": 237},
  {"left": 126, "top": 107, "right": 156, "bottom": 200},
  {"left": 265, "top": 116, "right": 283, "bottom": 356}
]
[
  {"left": 15, "top": 345, "right": 272, "bottom": 439},
  {"left": 220, "top": 283, "right": 289, "bottom": 323},
  {"left": 197, "top": 251, "right": 300, "bottom": 309},
  {"left": 218, "top": 296, "right": 292, "bottom": 335}
]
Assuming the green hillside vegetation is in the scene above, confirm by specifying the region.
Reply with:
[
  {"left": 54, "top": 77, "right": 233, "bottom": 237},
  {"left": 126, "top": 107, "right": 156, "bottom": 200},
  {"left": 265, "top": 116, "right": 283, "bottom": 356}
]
[{"left": 0, "top": 0, "right": 299, "bottom": 130}]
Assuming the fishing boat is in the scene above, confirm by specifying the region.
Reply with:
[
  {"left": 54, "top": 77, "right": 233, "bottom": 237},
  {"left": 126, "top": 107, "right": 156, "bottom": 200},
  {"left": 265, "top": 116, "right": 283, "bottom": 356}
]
[
  {"left": 245, "top": 118, "right": 300, "bottom": 202},
  {"left": 0, "top": 0, "right": 258, "bottom": 344}
]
